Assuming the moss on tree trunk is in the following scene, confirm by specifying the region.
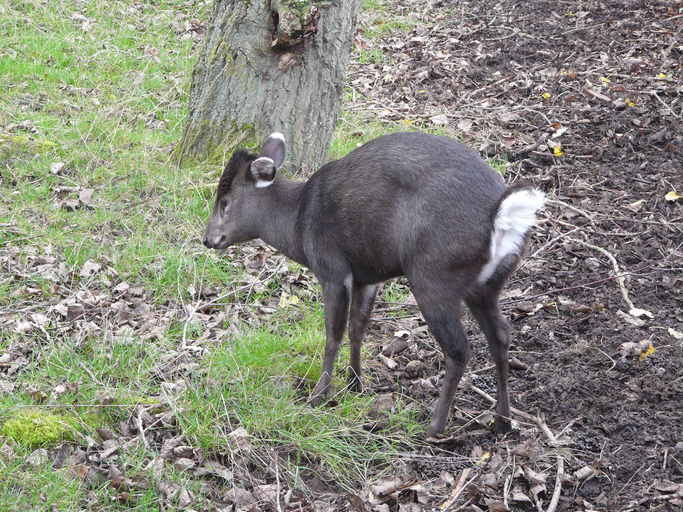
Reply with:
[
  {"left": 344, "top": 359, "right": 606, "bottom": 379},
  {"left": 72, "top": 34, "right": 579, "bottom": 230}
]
[{"left": 176, "top": 0, "right": 361, "bottom": 173}]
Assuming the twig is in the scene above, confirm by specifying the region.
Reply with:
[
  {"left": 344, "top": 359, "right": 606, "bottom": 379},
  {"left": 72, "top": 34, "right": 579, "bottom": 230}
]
[
  {"left": 136, "top": 407, "right": 149, "bottom": 449},
  {"left": 566, "top": 237, "right": 645, "bottom": 316},
  {"left": 440, "top": 468, "right": 475, "bottom": 510},
  {"left": 529, "top": 226, "right": 582, "bottom": 259},
  {"left": 651, "top": 90, "right": 679, "bottom": 119},
  {"left": 274, "top": 453, "right": 283, "bottom": 512},
  {"left": 546, "top": 457, "right": 564, "bottom": 512},
  {"left": 544, "top": 199, "right": 593, "bottom": 222}
]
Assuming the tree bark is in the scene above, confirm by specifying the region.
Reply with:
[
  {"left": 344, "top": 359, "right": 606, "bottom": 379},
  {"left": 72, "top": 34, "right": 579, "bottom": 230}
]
[{"left": 176, "top": 0, "right": 361, "bottom": 173}]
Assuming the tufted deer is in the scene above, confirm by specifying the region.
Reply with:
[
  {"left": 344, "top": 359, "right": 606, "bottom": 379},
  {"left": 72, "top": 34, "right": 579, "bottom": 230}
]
[{"left": 203, "top": 132, "right": 545, "bottom": 437}]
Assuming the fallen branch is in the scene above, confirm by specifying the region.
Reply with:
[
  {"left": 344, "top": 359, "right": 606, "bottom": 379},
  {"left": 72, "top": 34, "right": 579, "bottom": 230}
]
[{"left": 566, "top": 237, "right": 651, "bottom": 318}]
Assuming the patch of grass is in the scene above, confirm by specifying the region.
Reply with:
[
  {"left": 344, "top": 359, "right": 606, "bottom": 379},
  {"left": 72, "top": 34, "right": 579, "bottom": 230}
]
[
  {"left": 356, "top": 47, "right": 385, "bottom": 65},
  {"left": 360, "top": 0, "right": 416, "bottom": 38},
  {"left": 364, "top": 17, "right": 416, "bottom": 38},
  {"left": 180, "top": 310, "right": 422, "bottom": 489},
  {"left": 331, "top": 112, "right": 456, "bottom": 159},
  {"left": 0, "top": 455, "right": 84, "bottom": 512},
  {"left": 0, "top": 0, "right": 220, "bottom": 299}
]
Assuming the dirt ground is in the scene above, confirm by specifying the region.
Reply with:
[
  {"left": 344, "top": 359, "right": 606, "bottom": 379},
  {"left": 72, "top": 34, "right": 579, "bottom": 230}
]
[{"left": 344, "top": 0, "right": 682, "bottom": 510}]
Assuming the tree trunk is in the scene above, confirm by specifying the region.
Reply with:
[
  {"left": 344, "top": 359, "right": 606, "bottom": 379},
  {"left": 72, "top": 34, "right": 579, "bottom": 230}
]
[{"left": 176, "top": 0, "right": 361, "bottom": 173}]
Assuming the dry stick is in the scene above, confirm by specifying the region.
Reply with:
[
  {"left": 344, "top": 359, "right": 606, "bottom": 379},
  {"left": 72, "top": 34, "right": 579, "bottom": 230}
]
[
  {"left": 529, "top": 226, "right": 582, "bottom": 259},
  {"left": 544, "top": 199, "right": 594, "bottom": 222},
  {"left": 440, "top": 468, "right": 474, "bottom": 511},
  {"left": 136, "top": 407, "right": 149, "bottom": 449},
  {"left": 566, "top": 237, "right": 641, "bottom": 314},
  {"left": 468, "top": 384, "right": 565, "bottom": 512},
  {"left": 651, "top": 90, "right": 679, "bottom": 119}
]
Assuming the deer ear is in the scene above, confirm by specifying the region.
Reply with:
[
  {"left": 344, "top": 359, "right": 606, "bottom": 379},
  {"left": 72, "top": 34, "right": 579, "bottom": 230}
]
[
  {"left": 260, "top": 132, "right": 285, "bottom": 168},
  {"left": 249, "top": 157, "right": 276, "bottom": 188}
]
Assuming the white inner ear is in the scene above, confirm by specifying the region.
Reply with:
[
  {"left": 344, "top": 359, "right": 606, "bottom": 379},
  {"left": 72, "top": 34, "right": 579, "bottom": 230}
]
[
  {"left": 251, "top": 157, "right": 275, "bottom": 188},
  {"left": 253, "top": 156, "right": 274, "bottom": 164},
  {"left": 255, "top": 179, "right": 273, "bottom": 188},
  {"left": 268, "top": 132, "right": 285, "bottom": 142}
]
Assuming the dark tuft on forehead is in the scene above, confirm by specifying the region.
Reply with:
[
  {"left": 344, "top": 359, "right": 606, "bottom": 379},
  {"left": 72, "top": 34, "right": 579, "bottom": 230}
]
[{"left": 217, "top": 150, "right": 255, "bottom": 198}]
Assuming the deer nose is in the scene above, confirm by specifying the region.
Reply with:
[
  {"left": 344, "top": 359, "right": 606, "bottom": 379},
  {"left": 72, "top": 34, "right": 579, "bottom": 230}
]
[{"left": 203, "top": 235, "right": 226, "bottom": 248}]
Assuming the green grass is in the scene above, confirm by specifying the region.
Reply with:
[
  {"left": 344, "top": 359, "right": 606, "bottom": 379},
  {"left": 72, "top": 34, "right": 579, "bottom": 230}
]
[
  {"left": 0, "top": 456, "right": 84, "bottom": 512},
  {"left": 1, "top": 0, "right": 435, "bottom": 508},
  {"left": 180, "top": 310, "right": 422, "bottom": 489}
]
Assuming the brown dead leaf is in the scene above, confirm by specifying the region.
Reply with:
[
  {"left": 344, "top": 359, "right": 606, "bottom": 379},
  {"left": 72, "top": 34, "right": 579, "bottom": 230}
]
[
  {"left": 173, "top": 458, "right": 195, "bottom": 471},
  {"left": 511, "top": 486, "right": 532, "bottom": 503},
  {"left": 80, "top": 260, "right": 101, "bottom": 278},
  {"left": 195, "top": 461, "right": 233, "bottom": 481},
  {"left": 26, "top": 448, "right": 49, "bottom": 467},
  {"left": 523, "top": 466, "right": 548, "bottom": 485},
  {"left": 382, "top": 336, "right": 410, "bottom": 356},
  {"left": 227, "top": 426, "right": 252, "bottom": 453},
  {"left": 226, "top": 486, "right": 257, "bottom": 507},
  {"left": 14, "top": 319, "right": 33, "bottom": 334},
  {"left": 430, "top": 113, "right": 449, "bottom": 126},
  {"left": 100, "top": 440, "right": 120, "bottom": 460},
  {"left": 616, "top": 310, "right": 646, "bottom": 327},
  {"left": 487, "top": 501, "right": 510, "bottom": 512},
  {"left": 59, "top": 198, "right": 81, "bottom": 211},
  {"left": 78, "top": 188, "right": 95, "bottom": 208},
  {"left": 664, "top": 190, "right": 682, "bottom": 202},
  {"left": 668, "top": 328, "right": 683, "bottom": 340},
  {"left": 378, "top": 354, "right": 398, "bottom": 369}
]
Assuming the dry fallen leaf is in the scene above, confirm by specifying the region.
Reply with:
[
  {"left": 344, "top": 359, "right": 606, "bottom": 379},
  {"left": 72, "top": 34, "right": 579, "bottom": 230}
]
[
  {"left": 278, "top": 291, "right": 300, "bottom": 307},
  {"left": 78, "top": 188, "right": 95, "bottom": 208},
  {"left": 616, "top": 310, "right": 646, "bottom": 327},
  {"left": 668, "top": 328, "right": 683, "bottom": 340},
  {"left": 14, "top": 319, "right": 33, "bottom": 334},
  {"left": 626, "top": 199, "right": 645, "bottom": 212},
  {"left": 80, "top": 260, "right": 102, "bottom": 278},
  {"left": 50, "top": 162, "right": 65, "bottom": 174},
  {"left": 665, "top": 190, "right": 682, "bottom": 202},
  {"left": 511, "top": 486, "right": 532, "bottom": 503},
  {"left": 430, "top": 114, "right": 449, "bottom": 126},
  {"left": 629, "top": 307, "right": 654, "bottom": 319}
]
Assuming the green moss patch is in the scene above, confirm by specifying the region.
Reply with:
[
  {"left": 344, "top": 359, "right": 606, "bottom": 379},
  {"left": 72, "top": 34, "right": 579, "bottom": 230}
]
[{"left": 1, "top": 409, "right": 78, "bottom": 448}]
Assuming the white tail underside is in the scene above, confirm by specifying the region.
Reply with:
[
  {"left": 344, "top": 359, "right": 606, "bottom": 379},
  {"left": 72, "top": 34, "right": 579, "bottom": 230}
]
[{"left": 478, "top": 188, "right": 546, "bottom": 283}]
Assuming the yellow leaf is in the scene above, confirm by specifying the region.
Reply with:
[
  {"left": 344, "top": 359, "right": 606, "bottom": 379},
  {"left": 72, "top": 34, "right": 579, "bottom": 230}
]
[
  {"left": 400, "top": 119, "right": 414, "bottom": 126},
  {"left": 542, "top": 92, "right": 551, "bottom": 99},
  {"left": 657, "top": 72, "right": 667, "bottom": 79},
  {"left": 665, "top": 190, "right": 682, "bottom": 202},
  {"left": 553, "top": 145, "right": 565, "bottom": 157},
  {"left": 278, "top": 292, "right": 300, "bottom": 308},
  {"left": 639, "top": 343, "right": 656, "bottom": 361},
  {"left": 625, "top": 98, "right": 636, "bottom": 107},
  {"left": 477, "top": 451, "right": 491, "bottom": 465},
  {"left": 599, "top": 76, "right": 611, "bottom": 84}
]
